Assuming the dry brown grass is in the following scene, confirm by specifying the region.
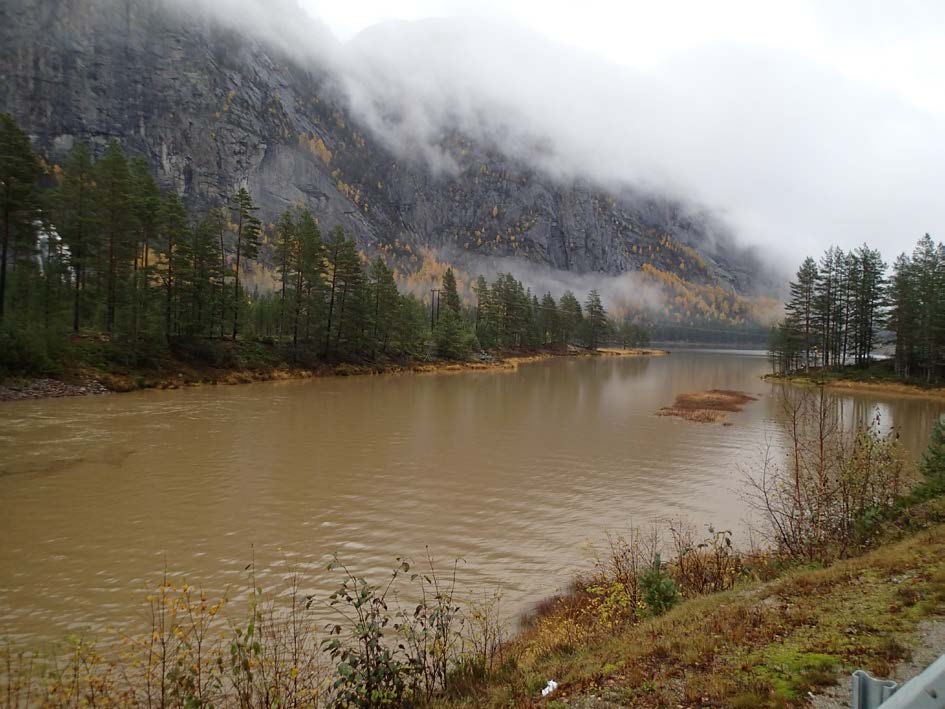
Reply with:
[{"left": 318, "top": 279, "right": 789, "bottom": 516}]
[
  {"left": 775, "top": 375, "right": 945, "bottom": 401},
  {"left": 439, "top": 523, "right": 945, "bottom": 708},
  {"left": 597, "top": 348, "right": 670, "bottom": 357},
  {"left": 656, "top": 389, "right": 758, "bottom": 423}
]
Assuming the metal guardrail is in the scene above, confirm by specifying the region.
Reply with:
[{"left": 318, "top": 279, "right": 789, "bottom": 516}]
[
  {"left": 852, "top": 670, "right": 899, "bottom": 708},
  {"left": 851, "top": 654, "right": 945, "bottom": 709}
]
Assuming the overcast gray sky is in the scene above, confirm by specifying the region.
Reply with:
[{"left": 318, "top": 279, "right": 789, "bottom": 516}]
[
  {"left": 235, "top": 0, "right": 945, "bottom": 264},
  {"left": 284, "top": 0, "right": 945, "bottom": 258}
]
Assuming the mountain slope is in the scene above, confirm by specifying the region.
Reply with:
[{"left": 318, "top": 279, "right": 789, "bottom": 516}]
[{"left": 0, "top": 0, "right": 771, "bottom": 306}]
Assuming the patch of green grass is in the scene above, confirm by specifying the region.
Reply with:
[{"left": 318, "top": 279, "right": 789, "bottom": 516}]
[
  {"left": 771, "top": 362, "right": 945, "bottom": 392},
  {"left": 441, "top": 525, "right": 945, "bottom": 707},
  {"left": 749, "top": 647, "right": 840, "bottom": 701}
]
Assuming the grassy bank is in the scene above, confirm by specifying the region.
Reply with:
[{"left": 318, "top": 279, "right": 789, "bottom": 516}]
[
  {"left": 441, "top": 497, "right": 945, "bottom": 707},
  {"left": 0, "top": 335, "right": 668, "bottom": 401},
  {"left": 5, "top": 500, "right": 944, "bottom": 708},
  {"left": 766, "top": 360, "right": 945, "bottom": 401}
]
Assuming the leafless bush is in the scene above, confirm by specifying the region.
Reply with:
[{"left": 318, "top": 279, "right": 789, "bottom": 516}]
[
  {"left": 581, "top": 526, "right": 666, "bottom": 628},
  {"left": 461, "top": 589, "right": 504, "bottom": 677},
  {"left": 744, "top": 386, "right": 912, "bottom": 562},
  {"left": 667, "top": 521, "right": 743, "bottom": 595}
]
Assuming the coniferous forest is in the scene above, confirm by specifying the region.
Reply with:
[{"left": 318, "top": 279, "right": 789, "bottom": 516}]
[
  {"left": 769, "top": 236, "right": 945, "bottom": 383},
  {"left": 0, "top": 114, "right": 649, "bottom": 383}
]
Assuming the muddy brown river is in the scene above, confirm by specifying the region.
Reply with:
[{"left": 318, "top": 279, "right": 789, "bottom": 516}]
[{"left": 1, "top": 350, "right": 943, "bottom": 646}]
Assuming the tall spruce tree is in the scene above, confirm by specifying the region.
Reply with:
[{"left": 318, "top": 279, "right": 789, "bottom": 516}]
[
  {"left": 559, "top": 290, "right": 583, "bottom": 346},
  {"left": 539, "top": 292, "right": 559, "bottom": 346},
  {"left": 129, "top": 157, "right": 161, "bottom": 338},
  {"left": 0, "top": 113, "right": 41, "bottom": 320},
  {"left": 441, "top": 267, "right": 461, "bottom": 316},
  {"left": 785, "top": 257, "right": 818, "bottom": 369},
  {"left": 159, "top": 192, "right": 188, "bottom": 339},
  {"left": 275, "top": 209, "right": 295, "bottom": 336},
  {"left": 583, "top": 289, "right": 608, "bottom": 349},
  {"left": 95, "top": 142, "right": 135, "bottom": 334},
  {"left": 293, "top": 209, "right": 324, "bottom": 347},
  {"left": 369, "top": 257, "right": 399, "bottom": 358},
  {"left": 228, "top": 188, "right": 261, "bottom": 339},
  {"left": 58, "top": 143, "right": 97, "bottom": 333}
]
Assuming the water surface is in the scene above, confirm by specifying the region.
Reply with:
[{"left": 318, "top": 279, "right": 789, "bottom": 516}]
[{"left": 1, "top": 350, "right": 941, "bottom": 645}]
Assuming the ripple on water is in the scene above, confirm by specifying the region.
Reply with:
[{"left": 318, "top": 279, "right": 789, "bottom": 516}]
[{"left": 1, "top": 351, "right": 942, "bottom": 645}]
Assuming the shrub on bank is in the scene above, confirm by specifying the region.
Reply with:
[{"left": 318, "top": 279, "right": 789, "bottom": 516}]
[{"left": 0, "top": 324, "right": 64, "bottom": 377}]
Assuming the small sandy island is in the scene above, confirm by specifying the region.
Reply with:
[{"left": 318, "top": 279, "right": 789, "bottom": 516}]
[{"left": 657, "top": 389, "right": 758, "bottom": 423}]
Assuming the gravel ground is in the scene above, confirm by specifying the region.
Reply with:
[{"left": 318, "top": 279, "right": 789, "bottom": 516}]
[
  {"left": 810, "top": 617, "right": 945, "bottom": 708},
  {"left": 0, "top": 377, "right": 109, "bottom": 401}
]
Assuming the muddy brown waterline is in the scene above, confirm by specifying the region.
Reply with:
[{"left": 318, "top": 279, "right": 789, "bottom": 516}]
[{"left": 0, "top": 349, "right": 942, "bottom": 646}]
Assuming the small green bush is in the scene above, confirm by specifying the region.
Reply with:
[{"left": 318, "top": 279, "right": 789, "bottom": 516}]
[
  {"left": 0, "top": 324, "right": 63, "bottom": 377},
  {"left": 921, "top": 418, "right": 945, "bottom": 489},
  {"left": 171, "top": 337, "right": 237, "bottom": 369},
  {"left": 640, "top": 554, "right": 679, "bottom": 616}
]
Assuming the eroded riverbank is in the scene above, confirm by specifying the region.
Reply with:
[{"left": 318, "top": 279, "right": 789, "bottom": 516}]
[{"left": 0, "top": 347, "right": 668, "bottom": 402}]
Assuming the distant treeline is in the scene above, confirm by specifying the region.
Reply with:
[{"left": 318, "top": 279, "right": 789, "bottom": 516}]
[
  {"left": 769, "top": 235, "right": 945, "bottom": 383},
  {"left": 649, "top": 322, "right": 770, "bottom": 347},
  {"left": 0, "top": 114, "right": 649, "bottom": 377}
]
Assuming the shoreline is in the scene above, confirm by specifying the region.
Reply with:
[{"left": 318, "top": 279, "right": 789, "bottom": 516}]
[
  {"left": 0, "top": 347, "right": 669, "bottom": 403},
  {"left": 765, "top": 372, "right": 945, "bottom": 401}
]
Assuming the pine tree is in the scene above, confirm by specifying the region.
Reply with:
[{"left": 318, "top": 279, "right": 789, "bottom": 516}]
[
  {"left": 323, "top": 228, "right": 363, "bottom": 357},
  {"left": 887, "top": 253, "right": 917, "bottom": 377},
  {"left": 129, "top": 157, "right": 161, "bottom": 338},
  {"left": 95, "top": 143, "right": 136, "bottom": 334},
  {"left": 559, "top": 290, "right": 583, "bottom": 346},
  {"left": 323, "top": 226, "right": 345, "bottom": 356},
  {"left": 785, "top": 257, "right": 818, "bottom": 369},
  {"left": 228, "top": 188, "right": 261, "bottom": 339},
  {"left": 813, "top": 247, "right": 842, "bottom": 367},
  {"left": 472, "top": 275, "right": 492, "bottom": 346},
  {"left": 538, "top": 292, "right": 559, "bottom": 346},
  {"left": 58, "top": 143, "right": 97, "bottom": 333},
  {"left": 159, "top": 192, "right": 188, "bottom": 339},
  {"left": 433, "top": 307, "right": 474, "bottom": 359},
  {"left": 583, "top": 289, "right": 608, "bottom": 349},
  {"left": 490, "top": 273, "right": 528, "bottom": 348},
  {"left": 0, "top": 113, "right": 41, "bottom": 320},
  {"left": 275, "top": 209, "right": 296, "bottom": 336},
  {"left": 293, "top": 209, "right": 324, "bottom": 347},
  {"left": 912, "top": 235, "right": 942, "bottom": 382},
  {"left": 369, "top": 257, "right": 399, "bottom": 358},
  {"left": 177, "top": 212, "right": 222, "bottom": 336},
  {"left": 441, "top": 267, "right": 461, "bottom": 316},
  {"left": 851, "top": 245, "right": 886, "bottom": 366}
]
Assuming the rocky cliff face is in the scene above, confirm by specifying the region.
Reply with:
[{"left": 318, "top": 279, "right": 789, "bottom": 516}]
[{"left": 1, "top": 0, "right": 767, "bottom": 295}]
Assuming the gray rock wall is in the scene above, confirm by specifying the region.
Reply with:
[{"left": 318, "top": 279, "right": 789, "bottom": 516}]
[{"left": 1, "top": 0, "right": 766, "bottom": 293}]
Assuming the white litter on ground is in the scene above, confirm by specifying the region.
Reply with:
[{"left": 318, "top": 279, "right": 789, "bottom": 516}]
[{"left": 541, "top": 679, "right": 559, "bottom": 697}]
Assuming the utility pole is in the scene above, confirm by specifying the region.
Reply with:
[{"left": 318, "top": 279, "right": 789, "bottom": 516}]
[{"left": 430, "top": 288, "right": 440, "bottom": 329}]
